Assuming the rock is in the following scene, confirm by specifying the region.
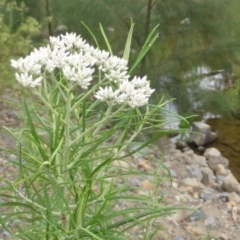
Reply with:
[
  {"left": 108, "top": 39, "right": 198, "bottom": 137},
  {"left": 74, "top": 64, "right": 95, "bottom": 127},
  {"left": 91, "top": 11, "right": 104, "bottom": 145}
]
[
  {"left": 172, "top": 151, "right": 185, "bottom": 162},
  {"left": 200, "top": 167, "right": 215, "bottom": 186},
  {"left": 112, "top": 160, "right": 131, "bottom": 169},
  {"left": 184, "top": 149, "right": 195, "bottom": 158},
  {"left": 182, "top": 155, "right": 192, "bottom": 165},
  {"left": 196, "top": 146, "right": 205, "bottom": 154},
  {"left": 228, "top": 192, "right": 240, "bottom": 203},
  {"left": 187, "top": 164, "right": 203, "bottom": 181},
  {"left": 194, "top": 155, "right": 208, "bottom": 167},
  {"left": 188, "top": 207, "right": 206, "bottom": 221},
  {"left": 199, "top": 188, "right": 214, "bottom": 201},
  {"left": 175, "top": 141, "right": 187, "bottom": 150},
  {"left": 218, "top": 192, "right": 229, "bottom": 202},
  {"left": 137, "top": 160, "right": 152, "bottom": 172},
  {"left": 140, "top": 180, "right": 154, "bottom": 191},
  {"left": 170, "top": 169, "right": 177, "bottom": 178},
  {"left": 168, "top": 162, "right": 190, "bottom": 179},
  {"left": 204, "top": 147, "right": 223, "bottom": 171},
  {"left": 219, "top": 156, "right": 229, "bottom": 168},
  {"left": 219, "top": 233, "right": 229, "bottom": 240},
  {"left": 204, "top": 216, "right": 216, "bottom": 229},
  {"left": 216, "top": 175, "right": 225, "bottom": 184},
  {"left": 179, "top": 178, "right": 204, "bottom": 188},
  {"left": 215, "top": 164, "right": 228, "bottom": 176},
  {"left": 222, "top": 174, "right": 240, "bottom": 193},
  {"left": 212, "top": 182, "right": 223, "bottom": 191},
  {"left": 204, "top": 147, "right": 221, "bottom": 158},
  {"left": 188, "top": 122, "right": 217, "bottom": 146}
]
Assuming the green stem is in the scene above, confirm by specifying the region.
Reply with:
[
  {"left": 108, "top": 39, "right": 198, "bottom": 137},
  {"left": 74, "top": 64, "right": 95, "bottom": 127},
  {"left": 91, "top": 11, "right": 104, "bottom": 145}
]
[
  {"left": 15, "top": 188, "right": 61, "bottom": 216},
  {"left": 67, "top": 103, "right": 126, "bottom": 170}
]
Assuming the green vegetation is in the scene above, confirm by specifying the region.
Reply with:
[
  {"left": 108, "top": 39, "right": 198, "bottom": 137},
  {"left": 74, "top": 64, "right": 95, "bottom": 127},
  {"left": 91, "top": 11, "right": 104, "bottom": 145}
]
[
  {"left": 1, "top": 0, "right": 240, "bottom": 114},
  {"left": 0, "top": 0, "right": 40, "bottom": 90}
]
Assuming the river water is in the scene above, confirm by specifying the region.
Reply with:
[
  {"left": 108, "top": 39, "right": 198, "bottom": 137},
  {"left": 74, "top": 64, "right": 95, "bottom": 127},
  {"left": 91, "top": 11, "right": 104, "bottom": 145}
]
[
  {"left": 165, "top": 67, "right": 240, "bottom": 181},
  {"left": 206, "top": 118, "right": 240, "bottom": 181}
]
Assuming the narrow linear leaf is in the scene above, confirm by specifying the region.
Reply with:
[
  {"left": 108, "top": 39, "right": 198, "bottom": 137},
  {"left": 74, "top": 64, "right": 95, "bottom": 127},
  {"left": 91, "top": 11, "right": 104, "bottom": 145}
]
[
  {"left": 82, "top": 21, "right": 100, "bottom": 48},
  {"left": 99, "top": 23, "right": 113, "bottom": 55},
  {"left": 123, "top": 19, "right": 135, "bottom": 61}
]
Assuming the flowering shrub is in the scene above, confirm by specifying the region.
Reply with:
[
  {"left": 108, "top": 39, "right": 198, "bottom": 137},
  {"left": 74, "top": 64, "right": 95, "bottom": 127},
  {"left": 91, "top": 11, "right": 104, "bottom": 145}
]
[{"left": 1, "top": 27, "right": 184, "bottom": 239}]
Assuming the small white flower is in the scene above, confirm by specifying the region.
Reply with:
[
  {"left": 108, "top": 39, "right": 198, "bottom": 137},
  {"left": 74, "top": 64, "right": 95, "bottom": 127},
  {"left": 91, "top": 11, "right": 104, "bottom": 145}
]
[
  {"left": 15, "top": 72, "right": 42, "bottom": 88},
  {"left": 95, "top": 86, "right": 119, "bottom": 103}
]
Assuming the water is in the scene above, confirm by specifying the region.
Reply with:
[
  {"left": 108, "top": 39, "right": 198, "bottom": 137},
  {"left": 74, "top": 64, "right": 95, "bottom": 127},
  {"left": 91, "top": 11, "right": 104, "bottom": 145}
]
[
  {"left": 206, "top": 118, "right": 240, "bottom": 181},
  {"left": 163, "top": 66, "right": 240, "bottom": 180}
]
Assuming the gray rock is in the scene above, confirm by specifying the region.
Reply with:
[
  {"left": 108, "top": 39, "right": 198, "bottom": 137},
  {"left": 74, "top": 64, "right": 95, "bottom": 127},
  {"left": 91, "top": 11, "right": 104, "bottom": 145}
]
[
  {"left": 204, "top": 216, "right": 216, "bottom": 229},
  {"left": 189, "top": 122, "right": 217, "bottom": 146},
  {"left": 199, "top": 188, "right": 214, "bottom": 201},
  {"left": 222, "top": 174, "right": 240, "bottom": 193},
  {"left": 169, "top": 162, "right": 190, "bottom": 179},
  {"left": 200, "top": 167, "right": 215, "bottom": 186},
  {"left": 170, "top": 169, "right": 177, "bottom": 178},
  {"left": 194, "top": 155, "right": 208, "bottom": 167},
  {"left": 218, "top": 192, "right": 229, "bottom": 202},
  {"left": 216, "top": 175, "right": 225, "bottom": 184},
  {"left": 187, "top": 164, "right": 203, "bottom": 181},
  {"left": 188, "top": 207, "right": 206, "bottom": 221}
]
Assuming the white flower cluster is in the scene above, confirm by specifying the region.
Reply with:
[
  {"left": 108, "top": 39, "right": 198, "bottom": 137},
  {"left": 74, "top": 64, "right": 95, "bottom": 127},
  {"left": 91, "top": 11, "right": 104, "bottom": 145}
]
[
  {"left": 11, "top": 32, "right": 154, "bottom": 107},
  {"left": 95, "top": 76, "right": 154, "bottom": 108}
]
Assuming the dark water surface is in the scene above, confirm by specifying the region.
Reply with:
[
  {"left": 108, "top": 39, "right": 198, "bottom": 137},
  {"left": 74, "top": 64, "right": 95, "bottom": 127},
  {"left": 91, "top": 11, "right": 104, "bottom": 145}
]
[{"left": 206, "top": 118, "right": 240, "bottom": 181}]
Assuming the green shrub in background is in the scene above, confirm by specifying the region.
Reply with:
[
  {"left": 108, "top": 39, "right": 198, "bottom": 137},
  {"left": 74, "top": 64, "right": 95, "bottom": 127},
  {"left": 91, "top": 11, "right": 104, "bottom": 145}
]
[
  {"left": 0, "top": 0, "right": 40, "bottom": 90},
  {"left": 0, "top": 23, "right": 188, "bottom": 239}
]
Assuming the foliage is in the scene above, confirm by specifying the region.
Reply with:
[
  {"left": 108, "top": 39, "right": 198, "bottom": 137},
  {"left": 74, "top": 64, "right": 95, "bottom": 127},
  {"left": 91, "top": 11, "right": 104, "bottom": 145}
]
[
  {"left": 0, "top": 23, "right": 187, "bottom": 239},
  {"left": 19, "top": 0, "right": 240, "bottom": 116},
  {"left": 0, "top": 0, "right": 40, "bottom": 90}
]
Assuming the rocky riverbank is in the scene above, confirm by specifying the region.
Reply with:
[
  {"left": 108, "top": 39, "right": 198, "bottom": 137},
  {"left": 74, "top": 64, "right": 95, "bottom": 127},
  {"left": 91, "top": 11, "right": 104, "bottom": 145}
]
[{"left": 156, "top": 136, "right": 240, "bottom": 239}]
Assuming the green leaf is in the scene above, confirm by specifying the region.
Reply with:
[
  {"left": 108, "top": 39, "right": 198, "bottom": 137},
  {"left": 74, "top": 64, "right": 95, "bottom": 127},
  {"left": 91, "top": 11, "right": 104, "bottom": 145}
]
[
  {"left": 23, "top": 100, "right": 48, "bottom": 161},
  {"left": 99, "top": 23, "right": 113, "bottom": 55},
  {"left": 123, "top": 19, "right": 135, "bottom": 61},
  {"left": 82, "top": 21, "right": 100, "bottom": 48},
  {"left": 129, "top": 25, "right": 159, "bottom": 74}
]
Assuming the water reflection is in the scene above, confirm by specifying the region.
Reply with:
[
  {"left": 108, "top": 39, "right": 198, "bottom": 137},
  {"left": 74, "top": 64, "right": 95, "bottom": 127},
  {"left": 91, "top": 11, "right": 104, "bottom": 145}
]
[{"left": 162, "top": 66, "right": 240, "bottom": 180}]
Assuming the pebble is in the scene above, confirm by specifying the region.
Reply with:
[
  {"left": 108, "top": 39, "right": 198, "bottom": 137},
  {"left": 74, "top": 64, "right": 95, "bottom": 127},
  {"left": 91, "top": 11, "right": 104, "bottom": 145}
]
[
  {"left": 218, "top": 192, "right": 229, "bottom": 203},
  {"left": 228, "top": 192, "right": 240, "bottom": 203},
  {"left": 140, "top": 179, "right": 153, "bottom": 191},
  {"left": 204, "top": 216, "right": 216, "bottom": 229},
  {"left": 137, "top": 160, "right": 152, "bottom": 172},
  {"left": 188, "top": 207, "right": 206, "bottom": 221}
]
